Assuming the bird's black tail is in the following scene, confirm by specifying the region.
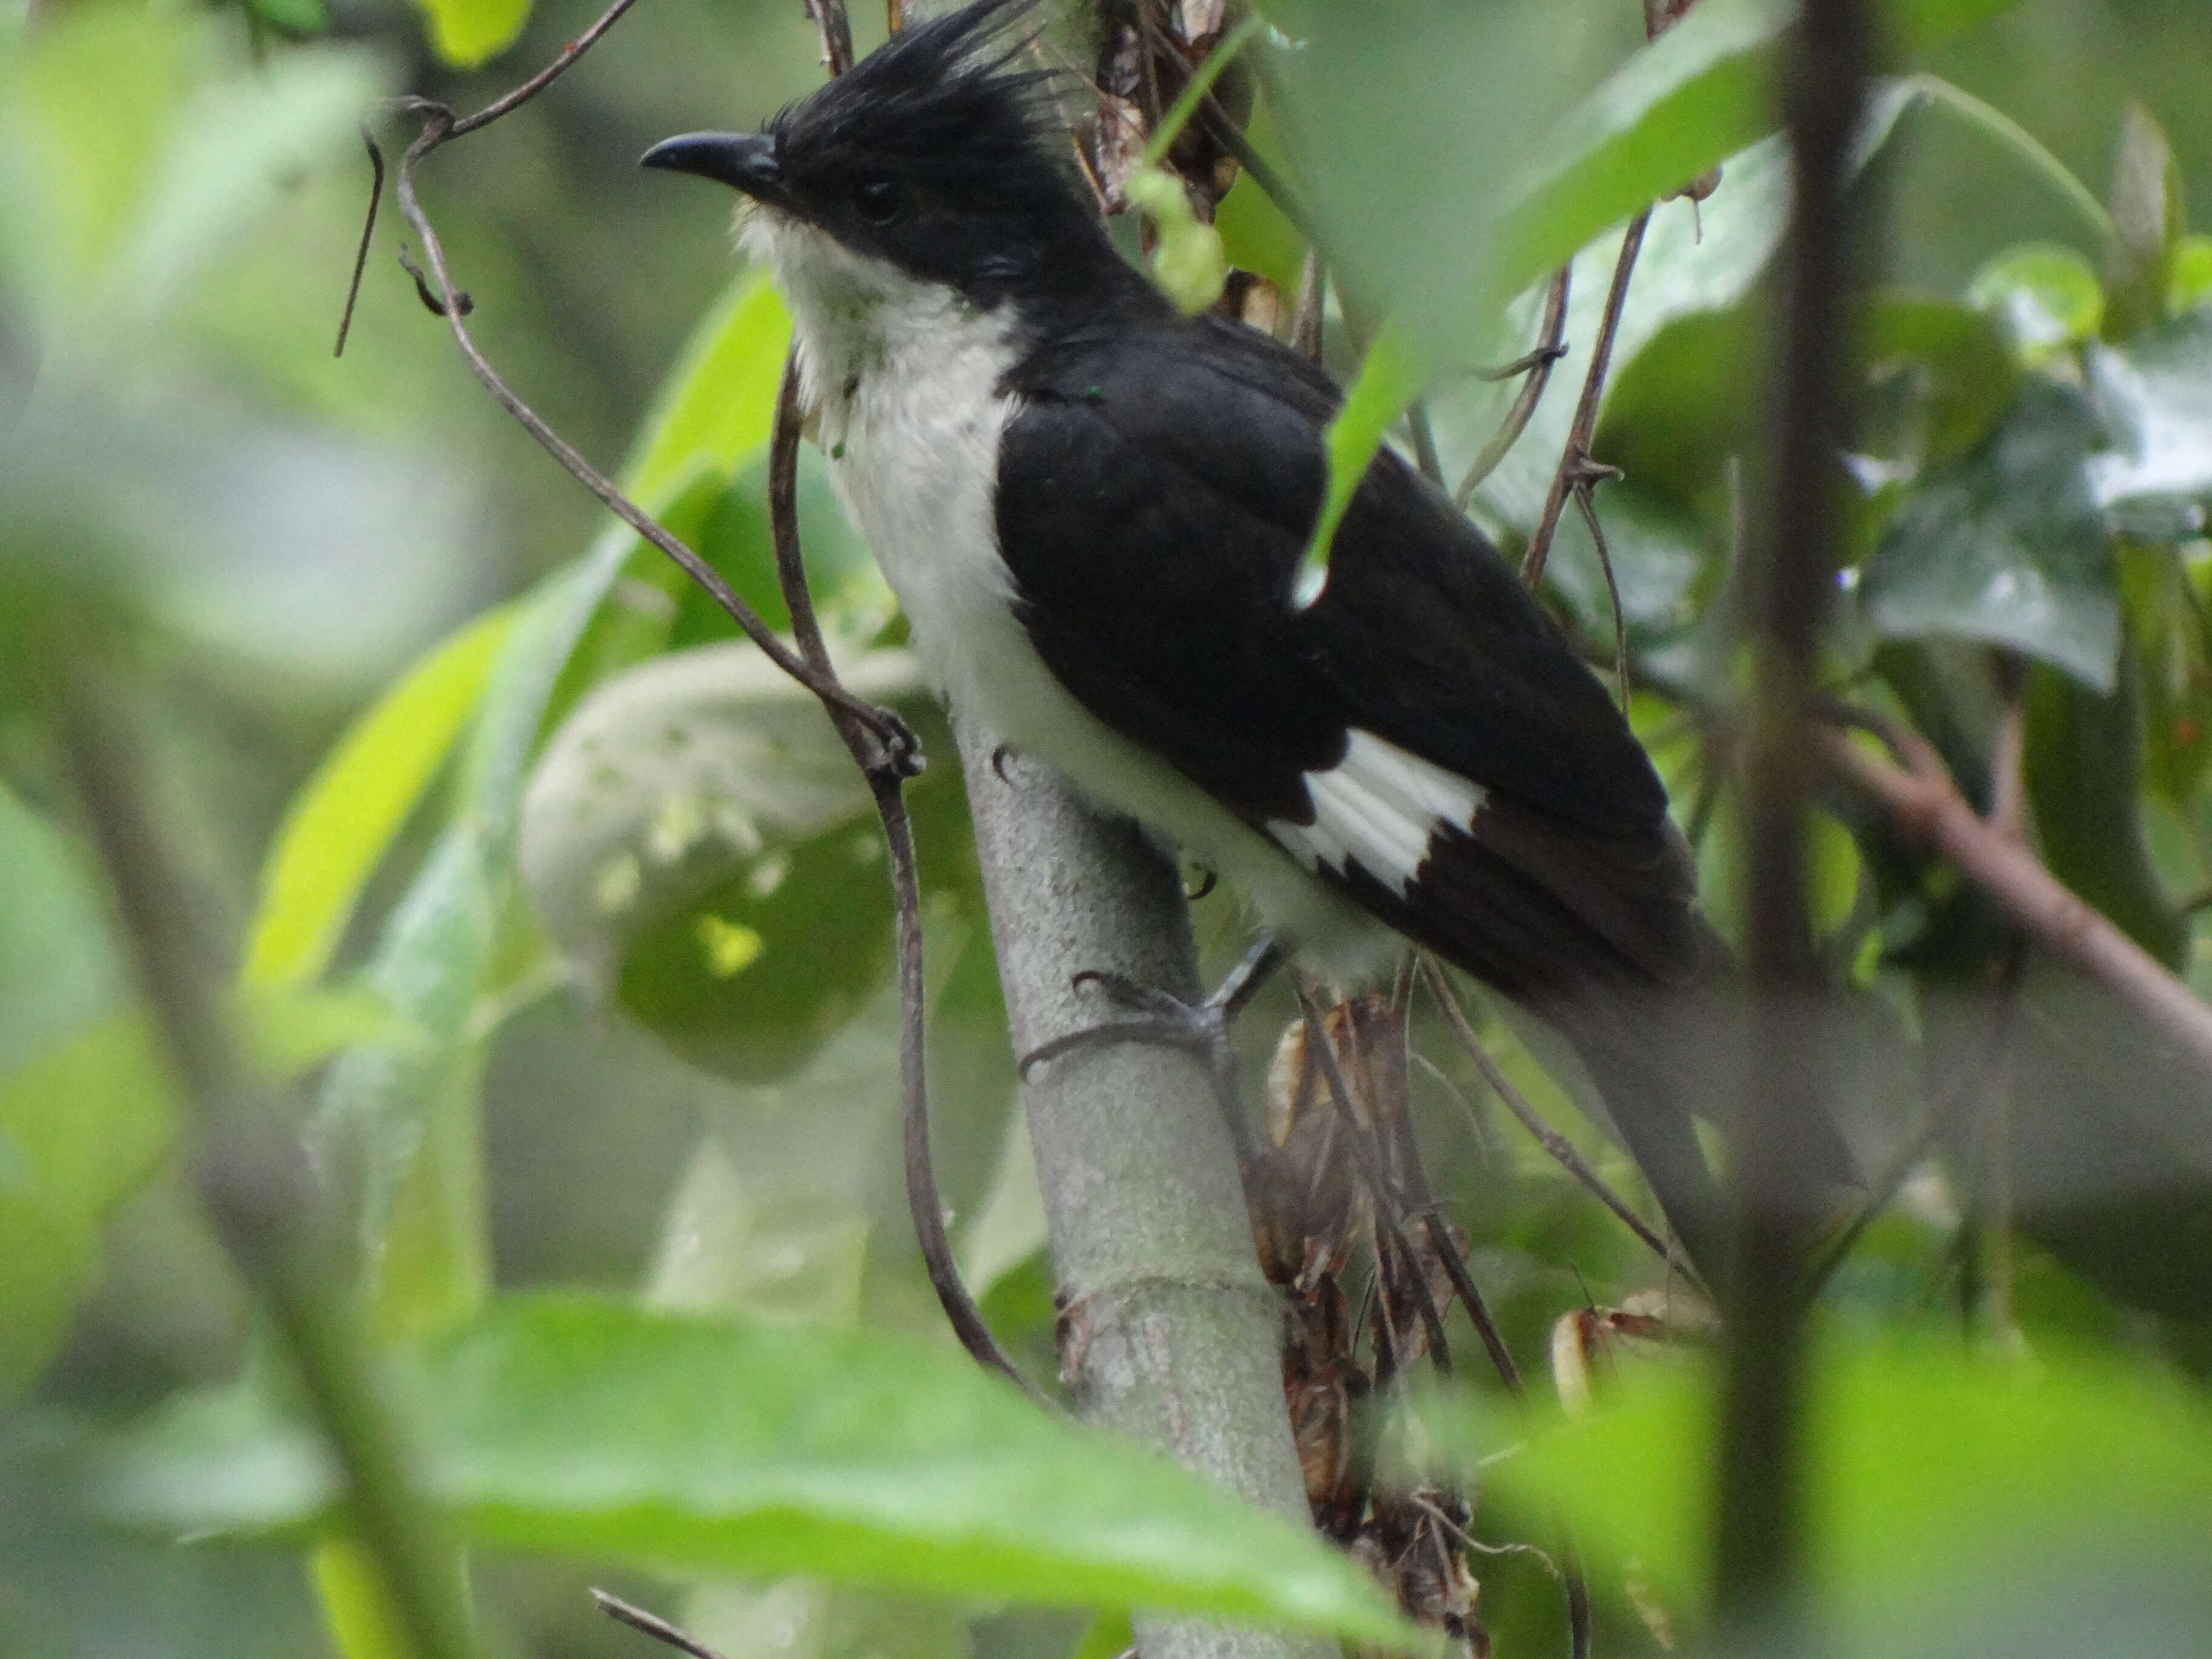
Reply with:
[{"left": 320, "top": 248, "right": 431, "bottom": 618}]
[{"left": 1540, "top": 975, "right": 1862, "bottom": 1291}]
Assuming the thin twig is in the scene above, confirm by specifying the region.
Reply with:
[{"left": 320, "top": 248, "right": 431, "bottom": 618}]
[
  {"left": 1569, "top": 467, "right": 1631, "bottom": 708},
  {"left": 1406, "top": 401, "right": 1445, "bottom": 488},
  {"left": 805, "top": 0, "right": 856, "bottom": 74},
  {"left": 1520, "top": 209, "right": 1649, "bottom": 589},
  {"left": 1292, "top": 985, "right": 1453, "bottom": 1373},
  {"left": 1456, "top": 266, "right": 1570, "bottom": 508},
  {"left": 333, "top": 129, "right": 383, "bottom": 357},
  {"left": 387, "top": 103, "right": 915, "bottom": 771},
  {"left": 443, "top": 0, "right": 646, "bottom": 138},
  {"left": 1416, "top": 957, "right": 1702, "bottom": 1287},
  {"left": 594, "top": 1591, "right": 729, "bottom": 1659},
  {"left": 766, "top": 360, "right": 1044, "bottom": 1404},
  {"left": 1289, "top": 251, "right": 1324, "bottom": 361}
]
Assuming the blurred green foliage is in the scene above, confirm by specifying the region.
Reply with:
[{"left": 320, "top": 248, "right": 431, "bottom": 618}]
[{"left": 5, "top": 1, "right": 2212, "bottom": 1657}]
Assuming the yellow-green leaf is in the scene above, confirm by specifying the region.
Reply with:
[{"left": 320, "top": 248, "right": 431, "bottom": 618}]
[
  {"left": 1300, "top": 320, "right": 1422, "bottom": 602},
  {"left": 243, "top": 606, "right": 515, "bottom": 991},
  {"left": 623, "top": 272, "right": 794, "bottom": 508},
  {"left": 413, "top": 0, "right": 529, "bottom": 70}
]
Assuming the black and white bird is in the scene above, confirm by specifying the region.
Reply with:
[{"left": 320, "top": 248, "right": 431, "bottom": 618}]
[{"left": 643, "top": 0, "right": 1817, "bottom": 1278}]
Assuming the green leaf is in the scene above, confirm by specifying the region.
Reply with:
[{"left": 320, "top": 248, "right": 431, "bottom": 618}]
[
  {"left": 0, "top": 780, "right": 118, "bottom": 1075},
  {"left": 1493, "top": 0, "right": 2019, "bottom": 307},
  {"left": 2023, "top": 654, "right": 2187, "bottom": 970},
  {"left": 244, "top": 606, "right": 515, "bottom": 991},
  {"left": 1301, "top": 321, "right": 1421, "bottom": 599},
  {"left": 2100, "top": 102, "right": 2185, "bottom": 343},
  {"left": 246, "top": 0, "right": 332, "bottom": 35},
  {"left": 0, "top": 1014, "right": 173, "bottom": 1406},
  {"left": 2085, "top": 308, "right": 2212, "bottom": 543},
  {"left": 1454, "top": 1342, "right": 2212, "bottom": 1623},
  {"left": 1968, "top": 243, "right": 2105, "bottom": 355},
  {"left": 311, "top": 544, "right": 634, "bottom": 1337},
  {"left": 2171, "top": 235, "right": 2212, "bottom": 316},
  {"left": 98, "top": 1295, "right": 1421, "bottom": 1649},
  {"left": 1861, "top": 376, "right": 2117, "bottom": 690},
  {"left": 412, "top": 0, "right": 530, "bottom": 69},
  {"left": 623, "top": 273, "right": 794, "bottom": 509},
  {"left": 517, "top": 643, "right": 917, "bottom": 1082}
]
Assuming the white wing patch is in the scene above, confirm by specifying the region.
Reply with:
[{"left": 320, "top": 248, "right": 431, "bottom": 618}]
[{"left": 1267, "top": 729, "right": 1487, "bottom": 896}]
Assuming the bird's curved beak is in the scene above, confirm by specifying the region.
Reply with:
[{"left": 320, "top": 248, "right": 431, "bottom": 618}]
[{"left": 640, "top": 132, "right": 786, "bottom": 204}]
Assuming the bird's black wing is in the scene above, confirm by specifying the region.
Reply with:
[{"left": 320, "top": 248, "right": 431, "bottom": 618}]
[{"left": 994, "top": 312, "right": 1699, "bottom": 998}]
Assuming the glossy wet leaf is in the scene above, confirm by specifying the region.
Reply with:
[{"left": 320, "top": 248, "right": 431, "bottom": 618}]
[
  {"left": 1861, "top": 376, "right": 2117, "bottom": 689},
  {"left": 2085, "top": 308, "right": 2212, "bottom": 543},
  {"left": 96, "top": 1295, "right": 1421, "bottom": 1647}
]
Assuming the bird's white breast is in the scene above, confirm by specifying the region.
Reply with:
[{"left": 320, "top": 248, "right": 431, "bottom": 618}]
[{"left": 748, "top": 214, "right": 1389, "bottom": 976}]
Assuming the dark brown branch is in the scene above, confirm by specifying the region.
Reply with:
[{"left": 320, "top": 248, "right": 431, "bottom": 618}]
[
  {"left": 333, "top": 129, "right": 383, "bottom": 357},
  {"left": 1455, "top": 265, "right": 1570, "bottom": 509},
  {"left": 1521, "top": 209, "right": 1648, "bottom": 588},
  {"left": 1415, "top": 957, "right": 1701, "bottom": 1285},
  {"left": 1714, "top": 0, "right": 1874, "bottom": 1619},
  {"left": 593, "top": 1592, "right": 729, "bottom": 1659}
]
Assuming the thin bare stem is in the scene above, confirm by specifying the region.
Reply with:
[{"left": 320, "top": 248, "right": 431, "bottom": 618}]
[
  {"left": 333, "top": 129, "right": 383, "bottom": 357},
  {"left": 1569, "top": 468, "right": 1631, "bottom": 708},
  {"left": 1521, "top": 209, "right": 1649, "bottom": 588},
  {"left": 805, "top": 0, "right": 856, "bottom": 74},
  {"left": 1406, "top": 401, "right": 1445, "bottom": 487},
  {"left": 594, "top": 1591, "right": 729, "bottom": 1659},
  {"left": 387, "top": 112, "right": 914, "bottom": 771},
  {"left": 1456, "top": 265, "right": 1570, "bottom": 508},
  {"left": 1289, "top": 252, "right": 1324, "bottom": 361},
  {"left": 1416, "top": 957, "right": 1701, "bottom": 1286},
  {"left": 766, "top": 360, "right": 1044, "bottom": 1403},
  {"left": 447, "top": 0, "right": 645, "bottom": 138},
  {"left": 1292, "top": 986, "right": 1453, "bottom": 1373}
]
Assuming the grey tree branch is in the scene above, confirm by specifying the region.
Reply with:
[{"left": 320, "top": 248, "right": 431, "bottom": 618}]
[{"left": 959, "top": 729, "right": 1330, "bottom": 1659}]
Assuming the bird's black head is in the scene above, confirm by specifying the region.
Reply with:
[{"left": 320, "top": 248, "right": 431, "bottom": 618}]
[{"left": 643, "top": 0, "right": 1123, "bottom": 310}]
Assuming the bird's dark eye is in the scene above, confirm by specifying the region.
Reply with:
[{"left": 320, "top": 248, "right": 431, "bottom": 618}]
[{"left": 853, "top": 174, "right": 903, "bottom": 225}]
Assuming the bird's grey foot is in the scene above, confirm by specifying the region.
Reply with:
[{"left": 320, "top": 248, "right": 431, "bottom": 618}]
[{"left": 1019, "top": 937, "right": 1283, "bottom": 1159}]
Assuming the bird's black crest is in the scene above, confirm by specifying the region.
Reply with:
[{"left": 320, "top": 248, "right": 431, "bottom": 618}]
[
  {"left": 774, "top": 0, "right": 1062, "bottom": 171},
  {"left": 760, "top": 0, "right": 1131, "bottom": 307}
]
